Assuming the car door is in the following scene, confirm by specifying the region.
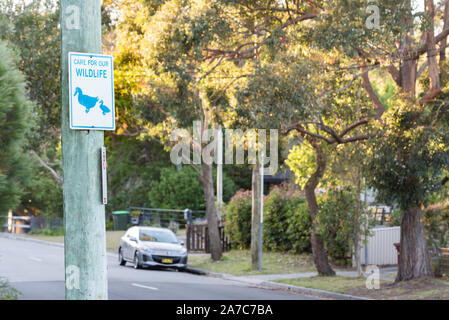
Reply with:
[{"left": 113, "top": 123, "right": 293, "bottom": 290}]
[
  {"left": 120, "top": 230, "right": 130, "bottom": 260},
  {"left": 123, "top": 228, "right": 135, "bottom": 260},
  {"left": 127, "top": 227, "right": 139, "bottom": 260}
]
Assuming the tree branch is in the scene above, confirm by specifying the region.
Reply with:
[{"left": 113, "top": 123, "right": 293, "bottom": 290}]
[
  {"left": 360, "top": 66, "right": 386, "bottom": 119},
  {"left": 30, "top": 150, "right": 62, "bottom": 185}
]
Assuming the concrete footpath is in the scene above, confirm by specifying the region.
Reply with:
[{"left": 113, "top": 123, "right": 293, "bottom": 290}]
[{"left": 185, "top": 266, "right": 398, "bottom": 300}]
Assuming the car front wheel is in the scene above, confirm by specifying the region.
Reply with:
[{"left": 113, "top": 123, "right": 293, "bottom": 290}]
[
  {"left": 119, "top": 248, "right": 126, "bottom": 266},
  {"left": 133, "top": 253, "right": 141, "bottom": 269}
]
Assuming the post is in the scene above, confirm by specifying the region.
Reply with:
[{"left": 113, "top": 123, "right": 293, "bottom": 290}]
[
  {"left": 259, "top": 162, "right": 264, "bottom": 270},
  {"left": 251, "top": 161, "right": 262, "bottom": 270},
  {"left": 61, "top": 0, "right": 108, "bottom": 300},
  {"left": 216, "top": 126, "right": 223, "bottom": 218}
]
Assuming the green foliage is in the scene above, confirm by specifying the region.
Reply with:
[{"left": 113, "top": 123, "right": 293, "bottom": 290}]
[
  {"left": 234, "top": 55, "right": 314, "bottom": 129},
  {"left": 105, "top": 135, "right": 171, "bottom": 211},
  {"left": 0, "top": 40, "right": 34, "bottom": 215},
  {"left": 286, "top": 141, "right": 320, "bottom": 190},
  {"left": 20, "top": 166, "right": 62, "bottom": 216},
  {"left": 0, "top": 0, "right": 60, "bottom": 148},
  {"left": 149, "top": 166, "right": 206, "bottom": 210},
  {"left": 148, "top": 166, "right": 238, "bottom": 210},
  {"left": 223, "top": 189, "right": 252, "bottom": 249},
  {"left": 424, "top": 201, "right": 449, "bottom": 249},
  {"left": 263, "top": 185, "right": 311, "bottom": 254},
  {"left": 0, "top": 278, "right": 19, "bottom": 300},
  {"left": 224, "top": 184, "right": 365, "bottom": 259},
  {"left": 106, "top": 220, "right": 115, "bottom": 231},
  {"left": 317, "top": 187, "right": 359, "bottom": 265},
  {"left": 28, "top": 228, "right": 64, "bottom": 236},
  {"left": 365, "top": 102, "right": 449, "bottom": 210},
  {"left": 308, "top": 0, "right": 415, "bottom": 59},
  {"left": 0, "top": 1, "right": 63, "bottom": 216}
]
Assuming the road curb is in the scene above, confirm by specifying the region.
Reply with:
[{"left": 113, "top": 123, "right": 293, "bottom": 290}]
[
  {"left": 259, "top": 281, "right": 371, "bottom": 300},
  {"left": 185, "top": 266, "right": 371, "bottom": 300},
  {"left": 184, "top": 267, "right": 229, "bottom": 278},
  {"left": 0, "top": 232, "right": 117, "bottom": 258},
  {"left": 0, "top": 232, "right": 64, "bottom": 248}
]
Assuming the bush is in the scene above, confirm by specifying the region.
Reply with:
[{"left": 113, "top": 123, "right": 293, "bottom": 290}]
[
  {"left": 286, "top": 200, "right": 312, "bottom": 253},
  {"left": 424, "top": 201, "right": 449, "bottom": 250},
  {"left": 224, "top": 189, "right": 252, "bottom": 249},
  {"left": 224, "top": 183, "right": 361, "bottom": 263},
  {"left": 317, "top": 187, "right": 358, "bottom": 265},
  {"left": 148, "top": 167, "right": 206, "bottom": 210},
  {"left": 263, "top": 184, "right": 311, "bottom": 253},
  {"left": 148, "top": 166, "right": 238, "bottom": 210},
  {"left": 0, "top": 278, "right": 19, "bottom": 300}
]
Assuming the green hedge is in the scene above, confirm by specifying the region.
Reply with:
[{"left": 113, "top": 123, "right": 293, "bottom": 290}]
[
  {"left": 317, "top": 187, "right": 358, "bottom": 265},
  {"left": 224, "top": 184, "right": 359, "bottom": 264},
  {"left": 263, "top": 187, "right": 311, "bottom": 253},
  {"left": 224, "top": 189, "right": 252, "bottom": 249}
]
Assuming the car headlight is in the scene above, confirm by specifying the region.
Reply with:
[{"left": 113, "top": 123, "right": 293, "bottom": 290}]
[
  {"left": 180, "top": 248, "right": 187, "bottom": 255},
  {"left": 140, "top": 247, "right": 153, "bottom": 254}
]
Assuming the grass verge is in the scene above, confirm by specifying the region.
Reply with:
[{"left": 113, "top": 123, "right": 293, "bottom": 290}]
[
  {"left": 276, "top": 276, "right": 449, "bottom": 299},
  {"left": 188, "top": 250, "right": 315, "bottom": 276},
  {"left": 24, "top": 231, "right": 126, "bottom": 252}
]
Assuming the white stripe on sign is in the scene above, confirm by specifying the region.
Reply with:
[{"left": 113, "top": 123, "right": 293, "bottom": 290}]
[{"left": 131, "top": 283, "right": 159, "bottom": 291}]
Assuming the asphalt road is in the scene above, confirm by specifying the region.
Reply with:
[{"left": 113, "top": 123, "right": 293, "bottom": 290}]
[{"left": 0, "top": 237, "right": 317, "bottom": 300}]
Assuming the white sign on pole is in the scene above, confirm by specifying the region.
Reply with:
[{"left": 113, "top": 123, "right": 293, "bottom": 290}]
[
  {"left": 101, "top": 147, "right": 107, "bottom": 205},
  {"left": 68, "top": 52, "right": 115, "bottom": 130}
]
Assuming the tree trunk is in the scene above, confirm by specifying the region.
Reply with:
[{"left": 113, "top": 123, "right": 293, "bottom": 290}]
[
  {"left": 251, "top": 161, "right": 262, "bottom": 270},
  {"left": 304, "top": 137, "right": 335, "bottom": 276},
  {"left": 200, "top": 161, "right": 222, "bottom": 261},
  {"left": 440, "top": 1, "right": 449, "bottom": 64},
  {"left": 400, "top": 51, "right": 417, "bottom": 98},
  {"left": 396, "top": 207, "right": 431, "bottom": 281},
  {"left": 354, "top": 167, "right": 362, "bottom": 276}
]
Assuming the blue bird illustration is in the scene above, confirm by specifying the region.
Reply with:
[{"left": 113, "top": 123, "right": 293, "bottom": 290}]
[
  {"left": 98, "top": 100, "right": 111, "bottom": 115},
  {"left": 74, "top": 87, "right": 99, "bottom": 113}
]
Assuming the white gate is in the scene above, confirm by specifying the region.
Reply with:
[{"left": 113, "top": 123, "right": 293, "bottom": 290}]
[{"left": 357, "top": 226, "right": 400, "bottom": 266}]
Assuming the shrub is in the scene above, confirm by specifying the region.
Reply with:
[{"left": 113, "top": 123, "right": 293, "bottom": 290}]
[
  {"left": 423, "top": 201, "right": 449, "bottom": 250},
  {"left": 286, "top": 200, "right": 312, "bottom": 253},
  {"left": 263, "top": 184, "right": 311, "bottom": 253},
  {"left": 224, "top": 189, "right": 252, "bottom": 249},
  {"left": 317, "top": 187, "right": 358, "bottom": 265},
  {"left": 148, "top": 166, "right": 238, "bottom": 211},
  {"left": 0, "top": 278, "right": 19, "bottom": 300},
  {"left": 148, "top": 167, "right": 206, "bottom": 210}
]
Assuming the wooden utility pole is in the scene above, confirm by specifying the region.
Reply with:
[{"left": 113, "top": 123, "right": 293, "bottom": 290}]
[
  {"left": 251, "top": 160, "right": 263, "bottom": 271},
  {"left": 216, "top": 126, "right": 223, "bottom": 218},
  {"left": 60, "top": 0, "right": 108, "bottom": 300}
]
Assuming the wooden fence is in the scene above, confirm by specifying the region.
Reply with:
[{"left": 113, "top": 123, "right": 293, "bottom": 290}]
[
  {"left": 186, "top": 224, "right": 231, "bottom": 253},
  {"left": 440, "top": 248, "right": 449, "bottom": 274}
]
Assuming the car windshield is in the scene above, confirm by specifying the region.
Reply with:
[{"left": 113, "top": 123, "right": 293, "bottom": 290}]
[{"left": 139, "top": 229, "right": 178, "bottom": 244}]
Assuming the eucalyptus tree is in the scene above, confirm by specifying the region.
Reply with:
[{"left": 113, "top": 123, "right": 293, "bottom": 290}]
[
  {"left": 307, "top": 0, "right": 449, "bottom": 281},
  {"left": 234, "top": 49, "right": 378, "bottom": 275},
  {"left": 112, "top": 0, "right": 250, "bottom": 260}
]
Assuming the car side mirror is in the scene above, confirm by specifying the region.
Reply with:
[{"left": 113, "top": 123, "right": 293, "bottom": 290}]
[
  {"left": 179, "top": 240, "right": 185, "bottom": 246},
  {"left": 129, "top": 236, "right": 137, "bottom": 242}
]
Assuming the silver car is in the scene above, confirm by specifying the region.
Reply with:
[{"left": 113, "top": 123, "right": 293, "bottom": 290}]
[{"left": 118, "top": 226, "right": 188, "bottom": 270}]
